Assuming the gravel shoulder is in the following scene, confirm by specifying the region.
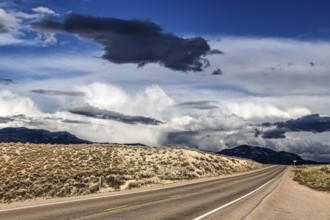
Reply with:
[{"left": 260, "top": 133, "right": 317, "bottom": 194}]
[{"left": 246, "top": 167, "right": 330, "bottom": 220}]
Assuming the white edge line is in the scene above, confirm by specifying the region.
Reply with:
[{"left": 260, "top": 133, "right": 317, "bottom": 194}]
[
  {"left": 0, "top": 166, "right": 277, "bottom": 213},
  {"left": 192, "top": 167, "right": 288, "bottom": 220}
]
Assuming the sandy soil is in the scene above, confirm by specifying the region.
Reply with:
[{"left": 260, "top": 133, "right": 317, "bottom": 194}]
[{"left": 246, "top": 167, "right": 330, "bottom": 220}]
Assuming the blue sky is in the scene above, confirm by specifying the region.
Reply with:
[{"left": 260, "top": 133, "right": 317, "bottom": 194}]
[
  {"left": 7, "top": 0, "right": 330, "bottom": 37},
  {"left": 1, "top": 0, "right": 330, "bottom": 161},
  {"left": 0, "top": 1, "right": 328, "bottom": 39}
]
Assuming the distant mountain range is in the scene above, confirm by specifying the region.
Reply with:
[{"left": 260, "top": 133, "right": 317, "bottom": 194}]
[
  {"left": 0, "top": 127, "right": 91, "bottom": 144},
  {"left": 218, "top": 145, "right": 322, "bottom": 165},
  {"left": 0, "top": 127, "right": 326, "bottom": 165}
]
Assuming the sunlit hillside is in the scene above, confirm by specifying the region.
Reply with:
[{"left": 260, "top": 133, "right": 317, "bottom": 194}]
[{"left": 0, "top": 143, "right": 262, "bottom": 203}]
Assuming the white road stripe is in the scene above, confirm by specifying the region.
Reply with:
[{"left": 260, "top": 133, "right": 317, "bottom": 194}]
[{"left": 192, "top": 167, "right": 287, "bottom": 220}]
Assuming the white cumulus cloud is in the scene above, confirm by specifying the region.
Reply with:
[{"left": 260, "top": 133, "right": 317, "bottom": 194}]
[
  {"left": 0, "top": 8, "right": 18, "bottom": 33},
  {"left": 0, "top": 90, "right": 42, "bottom": 117},
  {"left": 32, "top": 7, "right": 59, "bottom": 17}
]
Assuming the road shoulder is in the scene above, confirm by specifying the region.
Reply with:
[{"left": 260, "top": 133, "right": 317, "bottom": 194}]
[{"left": 245, "top": 167, "right": 330, "bottom": 220}]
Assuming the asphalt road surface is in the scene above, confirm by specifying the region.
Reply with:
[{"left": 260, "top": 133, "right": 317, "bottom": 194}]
[{"left": 0, "top": 166, "right": 287, "bottom": 220}]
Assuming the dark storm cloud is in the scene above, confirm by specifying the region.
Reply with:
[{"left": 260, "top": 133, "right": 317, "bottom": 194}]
[
  {"left": 174, "top": 101, "right": 218, "bottom": 110},
  {"left": 211, "top": 68, "right": 223, "bottom": 75},
  {"left": 261, "top": 122, "right": 272, "bottom": 127},
  {"left": 259, "top": 114, "right": 330, "bottom": 139},
  {"left": 0, "top": 114, "right": 45, "bottom": 126},
  {"left": 163, "top": 131, "right": 199, "bottom": 148},
  {"left": 0, "top": 78, "right": 15, "bottom": 85},
  {"left": 283, "top": 140, "right": 330, "bottom": 162},
  {"left": 0, "top": 23, "right": 9, "bottom": 33},
  {"left": 0, "top": 116, "right": 14, "bottom": 123},
  {"left": 254, "top": 128, "right": 261, "bottom": 138},
  {"left": 208, "top": 49, "right": 224, "bottom": 55},
  {"left": 30, "top": 89, "right": 85, "bottom": 96},
  {"left": 61, "top": 119, "right": 89, "bottom": 124},
  {"left": 262, "top": 128, "right": 286, "bottom": 139},
  {"left": 163, "top": 130, "right": 225, "bottom": 151},
  {"left": 68, "top": 103, "right": 162, "bottom": 125},
  {"left": 43, "top": 117, "right": 89, "bottom": 124},
  {"left": 276, "top": 114, "right": 330, "bottom": 133},
  {"left": 0, "top": 114, "right": 27, "bottom": 123},
  {"left": 32, "top": 13, "right": 222, "bottom": 72}
]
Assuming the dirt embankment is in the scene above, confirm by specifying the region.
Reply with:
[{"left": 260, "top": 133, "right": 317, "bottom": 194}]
[{"left": 292, "top": 165, "right": 330, "bottom": 191}]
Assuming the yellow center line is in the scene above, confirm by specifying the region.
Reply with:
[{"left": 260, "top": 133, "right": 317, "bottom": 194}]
[
  {"left": 169, "top": 195, "right": 181, "bottom": 199},
  {"left": 104, "top": 205, "right": 129, "bottom": 212}
]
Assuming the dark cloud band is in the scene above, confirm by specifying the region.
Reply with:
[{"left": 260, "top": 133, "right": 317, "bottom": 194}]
[
  {"left": 30, "top": 89, "right": 85, "bottom": 96},
  {"left": 260, "top": 114, "right": 330, "bottom": 139},
  {"left": 275, "top": 114, "right": 330, "bottom": 133},
  {"left": 262, "top": 128, "right": 286, "bottom": 139},
  {"left": 211, "top": 68, "right": 223, "bottom": 75},
  {"left": 174, "top": 101, "right": 219, "bottom": 110},
  {"left": 0, "top": 117, "right": 14, "bottom": 124},
  {"left": 0, "top": 78, "right": 15, "bottom": 85},
  {"left": 68, "top": 103, "right": 162, "bottom": 125},
  {"left": 32, "top": 13, "right": 222, "bottom": 72}
]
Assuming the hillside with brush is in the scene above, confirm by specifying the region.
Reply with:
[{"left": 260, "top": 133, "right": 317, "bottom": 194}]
[{"left": 0, "top": 143, "right": 262, "bottom": 203}]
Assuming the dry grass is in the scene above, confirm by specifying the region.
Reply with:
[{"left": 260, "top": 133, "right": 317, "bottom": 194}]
[
  {"left": 292, "top": 165, "right": 330, "bottom": 191},
  {"left": 0, "top": 143, "right": 262, "bottom": 203}
]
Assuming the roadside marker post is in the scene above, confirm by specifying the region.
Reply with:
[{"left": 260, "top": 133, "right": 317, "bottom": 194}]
[{"left": 99, "top": 177, "right": 102, "bottom": 191}]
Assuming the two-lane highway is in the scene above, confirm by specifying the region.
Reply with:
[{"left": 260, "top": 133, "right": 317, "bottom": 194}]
[{"left": 0, "top": 166, "right": 287, "bottom": 220}]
